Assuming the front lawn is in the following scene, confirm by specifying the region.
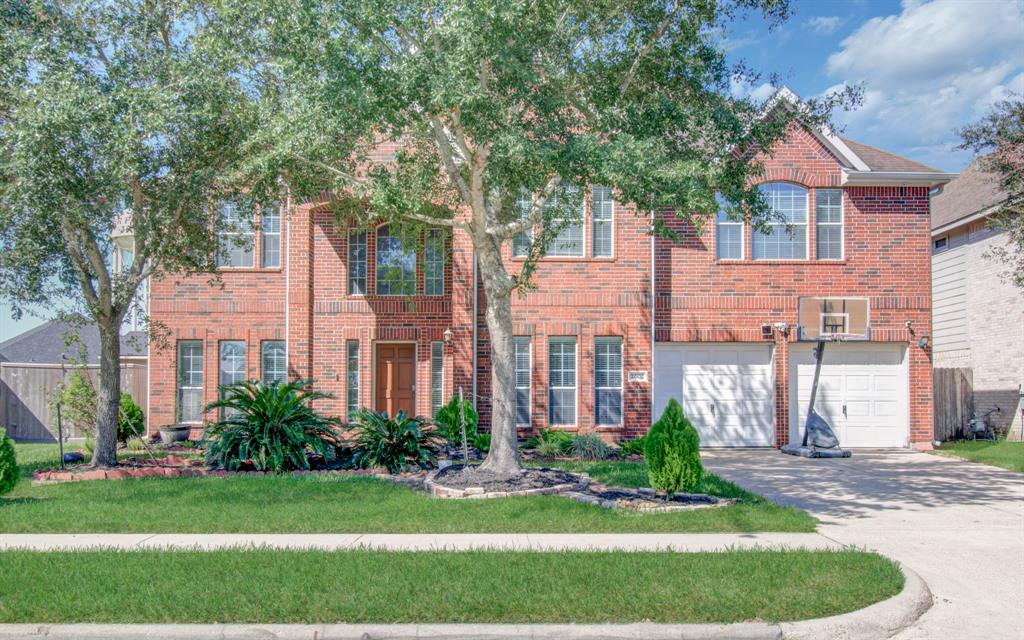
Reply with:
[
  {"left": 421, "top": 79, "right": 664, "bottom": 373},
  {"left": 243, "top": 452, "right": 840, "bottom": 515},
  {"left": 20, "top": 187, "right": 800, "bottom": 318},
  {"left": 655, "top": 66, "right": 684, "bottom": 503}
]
[
  {"left": 1, "top": 444, "right": 815, "bottom": 533},
  {"left": 933, "top": 440, "right": 1024, "bottom": 473},
  {"left": 0, "top": 549, "right": 901, "bottom": 624}
]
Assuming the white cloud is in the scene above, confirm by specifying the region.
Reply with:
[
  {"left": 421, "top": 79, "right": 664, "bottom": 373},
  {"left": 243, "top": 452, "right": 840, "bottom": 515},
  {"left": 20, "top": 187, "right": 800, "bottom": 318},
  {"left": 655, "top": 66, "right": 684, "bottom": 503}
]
[
  {"left": 822, "top": 0, "right": 1024, "bottom": 171},
  {"left": 806, "top": 16, "right": 841, "bottom": 35},
  {"left": 729, "top": 77, "right": 776, "bottom": 103}
]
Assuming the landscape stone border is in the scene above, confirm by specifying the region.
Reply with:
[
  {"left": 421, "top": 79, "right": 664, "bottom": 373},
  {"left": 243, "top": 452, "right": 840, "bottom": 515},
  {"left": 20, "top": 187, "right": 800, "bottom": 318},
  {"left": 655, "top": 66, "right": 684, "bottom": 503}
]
[
  {"left": 0, "top": 563, "right": 933, "bottom": 640},
  {"left": 424, "top": 469, "right": 590, "bottom": 499},
  {"left": 563, "top": 486, "right": 735, "bottom": 512},
  {"left": 32, "top": 461, "right": 393, "bottom": 486}
]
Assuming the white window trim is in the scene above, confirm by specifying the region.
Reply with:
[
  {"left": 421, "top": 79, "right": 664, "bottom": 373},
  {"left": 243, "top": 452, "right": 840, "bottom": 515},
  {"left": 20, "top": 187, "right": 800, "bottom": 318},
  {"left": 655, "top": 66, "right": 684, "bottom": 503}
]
[
  {"left": 815, "top": 189, "right": 844, "bottom": 261},
  {"left": 260, "top": 205, "right": 282, "bottom": 269},
  {"left": 261, "top": 340, "right": 287, "bottom": 384},
  {"left": 594, "top": 336, "right": 623, "bottom": 427},
  {"left": 514, "top": 336, "right": 532, "bottom": 426},
  {"left": 216, "top": 203, "right": 256, "bottom": 270},
  {"left": 424, "top": 230, "right": 445, "bottom": 297},
  {"left": 545, "top": 188, "right": 586, "bottom": 258},
  {"left": 591, "top": 186, "right": 615, "bottom": 259},
  {"left": 932, "top": 235, "right": 948, "bottom": 252},
  {"left": 715, "top": 216, "right": 745, "bottom": 261},
  {"left": 548, "top": 337, "right": 579, "bottom": 427},
  {"left": 430, "top": 340, "right": 444, "bottom": 417},
  {"left": 347, "top": 230, "right": 368, "bottom": 297},
  {"left": 346, "top": 340, "right": 360, "bottom": 420},
  {"left": 374, "top": 223, "right": 417, "bottom": 296},
  {"left": 753, "top": 183, "right": 810, "bottom": 261},
  {"left": 177, "top": 340, "right": 204, "bottom": 425}
]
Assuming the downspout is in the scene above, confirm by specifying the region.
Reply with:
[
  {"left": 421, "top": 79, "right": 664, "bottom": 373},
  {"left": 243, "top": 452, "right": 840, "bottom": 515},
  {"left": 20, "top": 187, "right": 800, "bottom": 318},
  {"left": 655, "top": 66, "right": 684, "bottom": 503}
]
[
  {"left": 471, "top": 251, "right": 478, "bottom": 410},
  {"left": 650, "top": 228, "right": 656, "bottom": 426},
  {"left": 284, "top": 204, "right": 291, "bottom": 370}
]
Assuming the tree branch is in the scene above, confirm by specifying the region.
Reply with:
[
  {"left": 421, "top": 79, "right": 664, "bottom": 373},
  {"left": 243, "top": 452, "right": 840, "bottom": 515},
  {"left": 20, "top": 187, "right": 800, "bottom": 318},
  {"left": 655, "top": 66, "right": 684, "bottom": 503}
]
[
  {"left": 618, "top": 0, "right": 680, "bottom": 99},
  {"left": 487, "top": 175, "right": 562, "bottom": 238},
  {"left": 400, "top": 210, "right": 468, "bottom": 230},
  {"left": 428, "top": 114, "right": 473, "bottom": 203}
]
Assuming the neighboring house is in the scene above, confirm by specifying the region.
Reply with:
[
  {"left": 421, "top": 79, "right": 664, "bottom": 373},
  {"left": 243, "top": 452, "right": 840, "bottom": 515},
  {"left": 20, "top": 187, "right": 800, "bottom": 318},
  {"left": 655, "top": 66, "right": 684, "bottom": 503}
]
[
  {"left": 0, "top": 320, "right": 148, "bottom": 440},
  {"left": 930, "top": 158, "right": 1023, "bottom": 438},
  {"left": 145, "top": 89, "right": 952, "bottom": 449}
]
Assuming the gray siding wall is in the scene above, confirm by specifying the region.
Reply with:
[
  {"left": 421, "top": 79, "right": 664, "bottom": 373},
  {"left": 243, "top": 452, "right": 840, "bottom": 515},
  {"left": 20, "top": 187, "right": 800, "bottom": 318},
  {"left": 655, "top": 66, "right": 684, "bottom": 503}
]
[{"left": 931, "top": 228, "right": 969, "bottom": 353}]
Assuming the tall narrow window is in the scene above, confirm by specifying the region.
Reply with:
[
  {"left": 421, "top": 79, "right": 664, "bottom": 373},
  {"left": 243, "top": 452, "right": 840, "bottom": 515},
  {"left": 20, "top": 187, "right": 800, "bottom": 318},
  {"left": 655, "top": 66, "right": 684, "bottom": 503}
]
[
  {"left": 219, "top": 341, "right": 246, "bottom": 417},
  {"left": 261, "top": 204, "right": 281, "bottom": 268},
  {"left": 514, "top": 337, "right": 532, "bottom": 425},
  {"left": 715, "top": 195, "right": 743, "bottom": 260},
  {"left": 425, "top": 230, "right": 445, "bottom": 296},
  {"left": 430, "top": 341, "right": 444, "bottom": 417},
  {"left": 815, "top": 189, "right": 843, "bottom": 260},
  {"left": 375, "top": 225, "right": 417, "bottom": 295},
  {"left": 753, "top": 183, "right": 808, "bottom": 260},
  {"left": 348, "top": 231, "right": 367, "bottom": 295},
  {"left": 176, "top": 341, "right": 203, "bottom": 423},
  {"left": 548, "top": 337, "right": 577, "bottom": 425},
  {"left": 346, "top": 340, "right": 360, "bottom": 418},
  {"left": 512, "top": 190, "right": 533, "bottom": 257},
  {"left": 216, "top": 203, "right": 254, "bottom": 268},
  {"left": 546, "top": 187, "right": 584, "bottom": 257},
  {"left": 594, "top": 337, "right": 623, "bottom": 426},
  {"left": 261, "top": 340, "right": 286, "bottom": 384},
  {"left": 591, "top": 185, "right": 614, "bottom": 258}
]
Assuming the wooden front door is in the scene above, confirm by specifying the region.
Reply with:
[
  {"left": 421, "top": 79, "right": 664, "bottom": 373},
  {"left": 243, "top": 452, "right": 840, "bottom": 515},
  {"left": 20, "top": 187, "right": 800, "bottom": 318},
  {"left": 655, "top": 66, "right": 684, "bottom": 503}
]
[{"left": 375, "top": 343, "right": 416, "bottom": 417}]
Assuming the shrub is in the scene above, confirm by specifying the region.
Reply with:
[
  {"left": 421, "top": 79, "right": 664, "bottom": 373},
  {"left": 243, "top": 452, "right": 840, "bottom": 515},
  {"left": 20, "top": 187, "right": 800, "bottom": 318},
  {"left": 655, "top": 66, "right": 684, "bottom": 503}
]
[
  {"left": 125, "top": 436, "right": 147, "bottom": 452},
  {"left": 523, "top": 428, "right": 573, "bottom": 452},
  {"left": 348, "top": 409, "right": 444, "bottom": 473},
  {"left": 118, "top": 393, "right": 145, "bottom": 442},
  {"left": 617, "top": 435, "right": 647, "bottom": 457},
  {"left": 569, "top": 433, "right": 612, "bottom": 461},
  {"left": 0, "top": 428, "right": 17, "bottom": 496},
  {"left": 82, "top": 435, "right": 95, "bottom": 455},
  {"left": 645, "top": 399, "right": 703, "bottom": 496},
  {"left": 433, "top": 396, "right": 478, "bottom": 444},
  {"left": 472, "top": 432, "right": 491, "bottom": 453},
  {"left": 204, "top": 379, "right": 341, "bottom": 473},
  {"left": 54, "top": 372, "right": 97, "bottom": 436}
]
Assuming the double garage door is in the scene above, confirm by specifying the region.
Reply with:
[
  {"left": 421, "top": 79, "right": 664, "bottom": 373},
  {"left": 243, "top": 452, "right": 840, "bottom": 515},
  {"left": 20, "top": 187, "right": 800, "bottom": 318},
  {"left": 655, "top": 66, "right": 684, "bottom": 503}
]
[{"left": 654, "top": 342, "right": 909, "bottom": 448}]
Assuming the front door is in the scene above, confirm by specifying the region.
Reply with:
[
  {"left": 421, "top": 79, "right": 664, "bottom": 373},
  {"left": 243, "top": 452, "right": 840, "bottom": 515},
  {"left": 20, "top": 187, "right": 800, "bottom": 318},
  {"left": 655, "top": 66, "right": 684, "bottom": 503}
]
[{"left": 375, "top": 343, "right": 416, "bottom": 417}]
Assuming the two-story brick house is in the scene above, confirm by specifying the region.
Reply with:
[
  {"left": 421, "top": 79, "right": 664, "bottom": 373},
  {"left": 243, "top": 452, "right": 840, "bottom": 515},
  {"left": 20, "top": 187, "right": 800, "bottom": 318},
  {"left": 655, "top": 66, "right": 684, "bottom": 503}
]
[{"left": 146, "top": 90, "right": 953, "bottom": 450}]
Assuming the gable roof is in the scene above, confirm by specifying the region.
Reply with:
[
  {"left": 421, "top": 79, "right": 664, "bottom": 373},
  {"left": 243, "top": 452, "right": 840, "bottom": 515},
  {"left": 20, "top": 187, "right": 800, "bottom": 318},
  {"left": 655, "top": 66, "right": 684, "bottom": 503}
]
[
  {"left": 838, "top": 137, "right": 943, "bottom": 173},
  {"left": 930, "top": 156, "right": 1009, "bottom": 231},
  {"left": 0, "top": 320, "right": 147, "bottom": 365}
]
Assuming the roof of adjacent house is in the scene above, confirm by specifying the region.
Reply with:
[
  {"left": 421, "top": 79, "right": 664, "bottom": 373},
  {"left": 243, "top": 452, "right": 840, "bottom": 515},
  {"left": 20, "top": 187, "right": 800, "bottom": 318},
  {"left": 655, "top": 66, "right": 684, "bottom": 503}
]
[
  {"left": 0, "top": 319, "right": 147, "bottom": 364},
  {"left": 838, "top": 137, "right": 944, "bottom": 174},
  {"left": 930, "top": 156, "right": 1009, "bottom": 231}
]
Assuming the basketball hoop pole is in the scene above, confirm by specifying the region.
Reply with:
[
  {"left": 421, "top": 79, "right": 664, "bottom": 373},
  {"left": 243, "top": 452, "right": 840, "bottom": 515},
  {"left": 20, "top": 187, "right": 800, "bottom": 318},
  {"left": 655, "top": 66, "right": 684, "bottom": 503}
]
[{"left": 802, "top": 339, "right": 827, "bottom": 447}]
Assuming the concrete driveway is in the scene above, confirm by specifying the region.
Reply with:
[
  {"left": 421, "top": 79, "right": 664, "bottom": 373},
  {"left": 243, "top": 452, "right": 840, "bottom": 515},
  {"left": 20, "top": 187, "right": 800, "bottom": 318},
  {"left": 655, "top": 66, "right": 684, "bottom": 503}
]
[{"left": 704, "top": 449, "right": 1024, "bottom": 640}]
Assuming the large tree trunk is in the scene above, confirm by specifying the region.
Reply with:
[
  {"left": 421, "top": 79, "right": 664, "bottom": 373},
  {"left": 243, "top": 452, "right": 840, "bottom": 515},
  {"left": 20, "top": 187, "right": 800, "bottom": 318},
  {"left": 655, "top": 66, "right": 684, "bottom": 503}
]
[
  {"left": 476, "top": 237, "right": 523, "bottom": 477},
  {"left": 92, "top": 325, "right": 121, "bottom": 467}
]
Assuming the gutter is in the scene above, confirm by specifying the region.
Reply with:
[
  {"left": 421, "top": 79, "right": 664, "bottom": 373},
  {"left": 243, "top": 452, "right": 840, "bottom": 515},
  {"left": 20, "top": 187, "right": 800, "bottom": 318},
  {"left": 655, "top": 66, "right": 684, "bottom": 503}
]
[{"left": 842, "top": 170, "right": 958, "bottom": 188}]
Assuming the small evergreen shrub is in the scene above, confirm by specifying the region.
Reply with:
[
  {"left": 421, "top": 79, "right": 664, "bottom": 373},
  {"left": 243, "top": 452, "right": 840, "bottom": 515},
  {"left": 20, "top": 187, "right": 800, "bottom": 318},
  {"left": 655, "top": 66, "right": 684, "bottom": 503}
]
[
  {"left": 523, "top": 428, "right": 573, "bottom": 452},
  {"left": 569, "top": 433, "right": 611, "bottom": 461},
  {"left": 118, "top": 393, "right": 145, "bottom": 442},
  {"left": 433, "top": 396, "right": 478, "bottom": 444},
  {"left": 348, "top": 409, "right": 444, "bottom": 473},
  {"left": 645, "top": 399, "right": 703, "bottom": 496},
  {"left": 472, "top": 432, "right": 491, "bottom": 453},
  {"left": 0, "top": 428, "right": 17, "bottom": 496},
  {"left": 535, "top": 436, "right": 566, "bottom": 458},
  {"left": 125, "top": 436, "right": 146, "bottom": 452},
  {"left": 617, "top": 435, "right": 648, "bottom": 457},
  {"left": 55, "top": 372, "right": 98, "bottom": 436}
]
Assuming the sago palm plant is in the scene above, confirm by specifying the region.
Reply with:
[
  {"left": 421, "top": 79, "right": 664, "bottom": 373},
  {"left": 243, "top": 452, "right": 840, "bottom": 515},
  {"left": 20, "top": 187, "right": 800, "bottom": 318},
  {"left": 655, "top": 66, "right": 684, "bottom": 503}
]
[
  {"left": 347, "top": 409, "right": 443, "bottom": 473},
  {"left": 204, "top": 379, "right": 341, "bottom": 473}
]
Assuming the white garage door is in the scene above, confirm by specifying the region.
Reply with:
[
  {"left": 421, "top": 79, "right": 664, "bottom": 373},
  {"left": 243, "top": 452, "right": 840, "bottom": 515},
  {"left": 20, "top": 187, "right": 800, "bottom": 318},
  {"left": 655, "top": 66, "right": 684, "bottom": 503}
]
[
  {"left": 654, "top": 343, "right": 775, "bottom": 447},
  {"left": 790, "top": 343, "right": 908, "bottom": 448}
]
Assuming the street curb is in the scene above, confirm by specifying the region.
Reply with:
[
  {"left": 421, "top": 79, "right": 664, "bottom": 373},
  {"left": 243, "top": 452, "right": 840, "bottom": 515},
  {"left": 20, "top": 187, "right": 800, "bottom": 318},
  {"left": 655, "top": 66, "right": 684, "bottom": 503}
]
[{"left": 0, "top": 564, "right": 931, "bottom": 640}]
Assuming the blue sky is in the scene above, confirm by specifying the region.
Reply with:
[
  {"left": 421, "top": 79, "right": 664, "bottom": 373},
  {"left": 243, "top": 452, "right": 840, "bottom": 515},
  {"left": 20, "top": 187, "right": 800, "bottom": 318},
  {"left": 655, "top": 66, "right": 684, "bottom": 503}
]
[{"left": 2, "top": 0, "right": 1022, "bottom": 342}]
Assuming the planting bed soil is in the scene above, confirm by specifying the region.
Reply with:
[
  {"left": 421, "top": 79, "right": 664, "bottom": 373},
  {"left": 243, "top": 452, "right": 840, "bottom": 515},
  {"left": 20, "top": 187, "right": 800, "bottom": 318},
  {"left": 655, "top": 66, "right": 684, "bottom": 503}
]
[{"left": 426, "top": 465, "right": 587, "bottom": 498}]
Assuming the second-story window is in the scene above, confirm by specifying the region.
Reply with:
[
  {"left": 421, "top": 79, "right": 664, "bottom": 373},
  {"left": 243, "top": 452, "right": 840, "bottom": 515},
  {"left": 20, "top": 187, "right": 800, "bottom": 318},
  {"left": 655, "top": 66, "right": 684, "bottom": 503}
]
[
  {"left": 591, "top": 186, "right": 614, "bottom": 258},
  {"left": 375, "top": 224, "right": 416, "bottom": 295},
  {"left": 512, "top": 190, "right": 533, "bottom": 257},
  {"left": 348, "top": 230, "right": 367, "bottom": 295},
  {"left": 815, "top": 189, "right": 843, "bottom": 260},
  {"left": 216, "top": 203, "right": 254, "bottom": 268},
  {"left": 261, "top": 204, "right": 281, "bottom": 268},
  {"left": 546, "top": 187, "right": 584, "bottom": 257},
  {"left": 716, "top": 195, "right": 743, "bottom": 260},
  {"left": 753, "top": 183, "right": 807, "bottom": 260},
  {"left": 424, "top": 229, "right": 445, "bottom": 296}
]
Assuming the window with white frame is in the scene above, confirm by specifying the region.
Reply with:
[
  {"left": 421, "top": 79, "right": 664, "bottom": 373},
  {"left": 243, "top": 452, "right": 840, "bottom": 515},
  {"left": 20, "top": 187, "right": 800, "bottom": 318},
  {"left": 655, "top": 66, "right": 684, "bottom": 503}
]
[
  {"left": 219, "top": 341, "right": 246, "bottom": 417},
  {"left": 514, "top": 337, "right": 532, "bottom": 425},
  {"left": 375, "top": 225, "right": 417, "bottom": 295},
  {"left": 261, "top": 204, "right": 281, "bottom": 268},
  {"left": 348, "top": 230, "right": 367, "bottom": 295},
  {"left": 424, "top": 230, "right": 445, "bottom": 296},
  {"left": 216, "top": 203, "right": 254, "bottom": 268},
  {"left": 753, "top": 183, "right": 807, "bottom": 260},
  {"left": 346, "top": 340, "right": 359, "bottom": 418},
  {"left": 512, "top": 190, "right": 533, "bottom": 257},
  {"left": 815, "top": 189, "right": 843, "bottom": 260},
  {"left": 545, "top": 187, "right": 584, "bottom": 257},
  {"left": 177, "top": 341, "right": 203, "bottom": 423},
  {"left": 591, "top": 185, "right": 614, "bottom": 258},
  {"left": 430, "top": 341, "right": 444, "bottom": 417},
  {"left": 715, "top": 195, "right": 743, "bottom": 260},
  {"left": 261, "top": 341, "right": 286, "bottom": 384},
  {"left": 594, "top": 337, "right": 623, "bottom": 426},
  {"left": 548, "top": 337, "right": 577, "bottom": 425}
]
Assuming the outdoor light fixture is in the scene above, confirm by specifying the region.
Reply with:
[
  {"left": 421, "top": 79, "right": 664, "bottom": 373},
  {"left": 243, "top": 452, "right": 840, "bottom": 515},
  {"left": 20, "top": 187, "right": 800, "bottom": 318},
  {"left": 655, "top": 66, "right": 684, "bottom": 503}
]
[
  {"left": 917, "top": 333, "right": 930, "bottom": 349},
  {"left": 443, "top": 327, "right": 454, "bottom": 345}
]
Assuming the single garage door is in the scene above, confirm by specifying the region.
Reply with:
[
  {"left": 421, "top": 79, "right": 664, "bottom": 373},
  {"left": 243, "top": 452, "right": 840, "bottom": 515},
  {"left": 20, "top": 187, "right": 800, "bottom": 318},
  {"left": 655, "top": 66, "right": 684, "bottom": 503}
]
[
  {"left": 789, "top": 343, "right": 908, "bottom": 448},
  {"left": 654, "top": 343, "right": 775, "bottom": 447}
]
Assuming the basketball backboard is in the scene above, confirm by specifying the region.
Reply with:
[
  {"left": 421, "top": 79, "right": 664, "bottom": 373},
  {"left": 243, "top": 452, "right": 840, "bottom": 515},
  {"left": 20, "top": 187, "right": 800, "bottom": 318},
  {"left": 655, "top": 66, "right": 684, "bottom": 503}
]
[{"left": 797, "top": 297, "right": 870, "bottom": 341}]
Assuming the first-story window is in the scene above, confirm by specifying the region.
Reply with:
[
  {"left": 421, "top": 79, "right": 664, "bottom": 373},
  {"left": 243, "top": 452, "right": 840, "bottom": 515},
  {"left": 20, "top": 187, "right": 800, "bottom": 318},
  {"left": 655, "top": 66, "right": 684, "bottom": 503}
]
[
  {"left": 514, "top": 337, "right": 532, "bottom": 425},
  {"left": 216, "top": 202, "right": 255, "bottom": 268},
  {"left": 594, "top": 337, "right": 623, "bottom": 426},
  {"left": 219, "top": 341, "right": 246, "bottom": 418},
  {"left": 753, "top": 183, "right": 807, "bottom": 260},
  {"left": 425, "top": 230, "right": 445, "bottom": 296},
  {"left": 430, "top": 341, "right": 444, "bottom": 417},
  {"left": 261, "top": 341, "right": 286, "bottom": 384},
  {"left": 346, "top": 340, "right": 360, "bottom": 419},
  {"left": 348, "top": 231, "right": 367, "bottom": 295},
  {"left": 177, "top": 341, "right": 203, "bottom": 424},
  {"left": 548, "top": 337, "right": 577, "bottom": 425},
  {"left": 261, "top": 203, "right": 281, "bottom": 268}
]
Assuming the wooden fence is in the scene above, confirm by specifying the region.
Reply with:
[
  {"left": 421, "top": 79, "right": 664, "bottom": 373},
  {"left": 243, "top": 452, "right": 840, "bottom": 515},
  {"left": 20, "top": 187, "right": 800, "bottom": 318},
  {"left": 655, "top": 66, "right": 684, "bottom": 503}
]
[
  {"left": 933, "top": 367, "right": 973, "bottom": 442},
  {"left": 0, "top": 362, "right": 148, "bottom": 441}
]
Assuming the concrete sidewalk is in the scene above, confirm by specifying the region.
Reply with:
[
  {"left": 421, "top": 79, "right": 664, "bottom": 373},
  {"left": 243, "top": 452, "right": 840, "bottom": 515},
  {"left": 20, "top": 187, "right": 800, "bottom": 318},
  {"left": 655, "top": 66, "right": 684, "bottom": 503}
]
[{"left": 0, "top": 532, "right": 839, "bottom": 552}]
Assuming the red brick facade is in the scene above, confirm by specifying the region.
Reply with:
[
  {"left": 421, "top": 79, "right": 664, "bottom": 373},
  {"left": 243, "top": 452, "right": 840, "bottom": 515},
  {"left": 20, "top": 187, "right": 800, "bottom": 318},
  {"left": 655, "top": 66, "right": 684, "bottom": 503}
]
[{"left": 147, "top": 124, "right": 936, "bottom": 448}]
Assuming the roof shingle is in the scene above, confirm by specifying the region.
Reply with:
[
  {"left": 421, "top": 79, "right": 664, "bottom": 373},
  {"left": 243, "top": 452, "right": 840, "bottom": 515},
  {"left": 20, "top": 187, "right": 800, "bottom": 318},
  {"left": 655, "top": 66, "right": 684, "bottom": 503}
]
[{"left": 930, "top": 156, "right": 1008, "bottom": 230}]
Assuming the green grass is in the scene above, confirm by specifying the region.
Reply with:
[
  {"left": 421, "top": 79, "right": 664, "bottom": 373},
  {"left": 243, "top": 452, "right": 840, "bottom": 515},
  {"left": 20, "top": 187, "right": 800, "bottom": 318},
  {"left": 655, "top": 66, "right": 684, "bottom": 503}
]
[
  {"left": 2, "top": 443, "right": 814, "bottom": 533},
  {"left": 0, "top": 549, "right": 901, "bottom": 624},
  {"left": 933, "top": 440, "right": 1024, "bottom": 473}
]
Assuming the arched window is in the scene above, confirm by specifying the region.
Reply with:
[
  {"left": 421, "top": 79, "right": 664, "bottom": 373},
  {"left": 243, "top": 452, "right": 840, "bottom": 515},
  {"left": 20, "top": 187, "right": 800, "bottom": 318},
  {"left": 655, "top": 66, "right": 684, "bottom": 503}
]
[
  {"left": 375, "top": 225, "right": 417, "bottom": 295},
  {"left": 753, "top": 183, "right": 808, "bottom": 260}
]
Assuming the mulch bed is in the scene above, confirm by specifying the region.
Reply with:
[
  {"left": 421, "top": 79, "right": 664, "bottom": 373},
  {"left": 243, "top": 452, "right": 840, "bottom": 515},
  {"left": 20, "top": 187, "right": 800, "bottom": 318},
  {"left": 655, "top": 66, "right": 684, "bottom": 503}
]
[
  {"left": 425, "top": 465, "right": 589, "bottom": 498},
  {"left": 564, "top": 485, "right": 733, "bottom": 512}
]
